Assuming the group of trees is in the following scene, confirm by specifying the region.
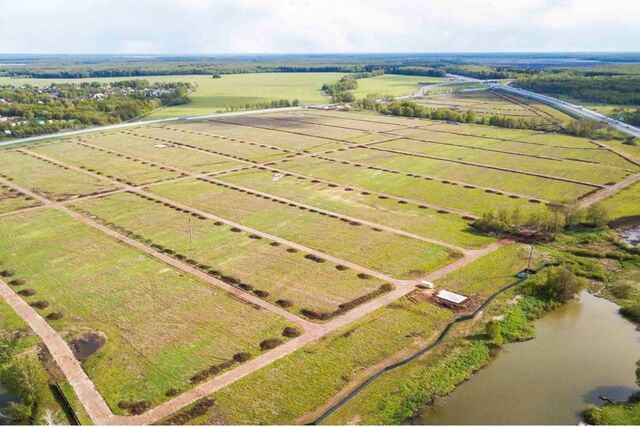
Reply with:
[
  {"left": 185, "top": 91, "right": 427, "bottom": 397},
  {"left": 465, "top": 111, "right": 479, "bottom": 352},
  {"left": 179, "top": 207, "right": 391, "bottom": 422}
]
[
  {"left": 0, "top": 80, "right": 191, "bottom": 139},
  {"left": 473, "top": 201, "right": 609, "bottom": 241},
  {"left": 355, "top": 98, "right": 557, "bottom": 131},
  {"left": 224, "top": 98, "right": 299, "bottom": 112},
  {"left": 321, "top": 70, "right": 383, "bottom": 103},
  {"left": 513, "top": 74, "right": 640, "bottom": 106}
]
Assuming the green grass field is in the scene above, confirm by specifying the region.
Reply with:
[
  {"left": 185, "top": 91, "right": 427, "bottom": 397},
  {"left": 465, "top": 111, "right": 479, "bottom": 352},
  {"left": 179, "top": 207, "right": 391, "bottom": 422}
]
[
  {"left": 31, "top": 140, "right": 183, "bottom": 185},
  {"left": 0, "top": 208, "right": 293, "bottom": 412},
  {"left": 72, "top": 191, "right": 386, "bottom": 316},
  {"left": 0, "top": 150, "right": 116, "bottom": 201},
  {"left": 350, "top": 74, "right": 444, "bottom": 98},
  {"left": 0, "top": 105, "right": 634, "bottom": 423},
  {"left": 216, "top": 167, "right": 495, "bottom": 249},
  {"left": 0, "top": 73, "right": 344, "bottom": 118},
  {"left": 600, "top": 180, "right": 640, "bottom": 220},
  {"left": 0, "top": 185, "right": 41, "bottom": 214},
  {"left": 149, "top": 178, "right": 461, "bottom": 279},
  {"left": 199, "top": 293, "right": 453, "bottom": 424}
]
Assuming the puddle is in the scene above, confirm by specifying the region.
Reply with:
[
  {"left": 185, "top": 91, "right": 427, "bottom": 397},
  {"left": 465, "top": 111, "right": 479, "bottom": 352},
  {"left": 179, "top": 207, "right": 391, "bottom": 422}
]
[{"left": 68, "top": 332, "right": 105, "bottom": 361}]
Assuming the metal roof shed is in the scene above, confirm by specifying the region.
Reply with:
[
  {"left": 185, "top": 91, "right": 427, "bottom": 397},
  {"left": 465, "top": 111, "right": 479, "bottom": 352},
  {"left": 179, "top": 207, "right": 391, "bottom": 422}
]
[{"left": 435, "top": 289, "right": 468, "bottom": 305}]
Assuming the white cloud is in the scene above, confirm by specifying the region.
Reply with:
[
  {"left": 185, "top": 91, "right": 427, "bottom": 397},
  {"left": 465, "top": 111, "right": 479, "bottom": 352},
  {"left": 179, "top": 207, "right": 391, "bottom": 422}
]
[{"left": 0, "top": 0, "right": 639, "bottom": 53}]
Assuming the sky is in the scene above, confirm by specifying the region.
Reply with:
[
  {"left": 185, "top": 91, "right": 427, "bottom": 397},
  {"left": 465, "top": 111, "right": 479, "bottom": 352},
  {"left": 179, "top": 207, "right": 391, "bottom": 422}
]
[{"left": 1, "top": 0, "right": 639, "bottom": 54}]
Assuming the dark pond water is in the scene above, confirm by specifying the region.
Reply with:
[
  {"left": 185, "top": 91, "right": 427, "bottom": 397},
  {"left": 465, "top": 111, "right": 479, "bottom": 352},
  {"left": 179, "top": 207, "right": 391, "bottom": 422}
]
[
  {"left": 621, "top": 225, "right": 640, "bottom": 247},
  {"left": 415, "top": 291, "right": 640, "bottom": 425},
  {"left": 69, "top": 332, "right": 105, "bottom": 361},
  {"left": 0, "top": 383, "right": 17, "bottom": 425}
]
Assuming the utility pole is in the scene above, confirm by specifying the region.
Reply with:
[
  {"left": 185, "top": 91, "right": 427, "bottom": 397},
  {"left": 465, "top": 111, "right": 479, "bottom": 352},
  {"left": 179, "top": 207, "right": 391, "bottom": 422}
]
[{"left": 526, "top": 239, "right": 535, "bottom": 276}]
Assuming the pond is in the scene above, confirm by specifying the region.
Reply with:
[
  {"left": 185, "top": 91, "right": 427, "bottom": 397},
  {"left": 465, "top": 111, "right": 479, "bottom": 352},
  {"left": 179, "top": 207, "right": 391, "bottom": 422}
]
[
  {"left": 0, "top": 383, "right": 17, "bottom": 425},
  {"left": 620, "top": 225, "right": 640, "bottom": 247},
  {"left": 414, "top": 291, "right": 640, "bottom": 425}
]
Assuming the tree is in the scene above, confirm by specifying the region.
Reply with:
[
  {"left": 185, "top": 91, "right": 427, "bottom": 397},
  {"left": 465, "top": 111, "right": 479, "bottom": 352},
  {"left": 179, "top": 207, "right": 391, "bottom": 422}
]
[
  {"left": 486, "top": 320, "right": 504, "bottom": 345},
  {"left": 586, "top": 204, "right": 608, "bottom": 228},
  {"left": 540, "top": 266, "right": 584, "bottom": 303}
]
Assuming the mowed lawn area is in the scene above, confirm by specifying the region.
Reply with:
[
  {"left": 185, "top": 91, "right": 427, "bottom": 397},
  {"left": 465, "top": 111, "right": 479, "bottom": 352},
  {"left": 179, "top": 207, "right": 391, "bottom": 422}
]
[
  {"left": 216, "top": 167, "right": 495, "bottom": 249},
  {"left": 72, "top": 191, "right": 387, "bottom": 317},
  {"left": 30, "top": 140, "right": 183, "bottom": 186},
  {"left": 149, "top": 178, "right": 461, "bottom": 279},
  {"left": 0, "top": 73, "right": 344, "bottom": 118},
  {"left": 601, "top": 179, "right": 640, "bottom": 220},
  {"left": 0, "top": 208, "right": 293, "bottom": 412},
  {"left": 416, "top": 89, "right": 573, "bottom": 125},
  {"left": 0, "top": 184, "right": 42, "bottom": 214},
  {"left": 0, "top": 149, "right": 116, "bottom": 201},
  {"left": 350, "top": 74, "right": 444, "bottom": 98}
]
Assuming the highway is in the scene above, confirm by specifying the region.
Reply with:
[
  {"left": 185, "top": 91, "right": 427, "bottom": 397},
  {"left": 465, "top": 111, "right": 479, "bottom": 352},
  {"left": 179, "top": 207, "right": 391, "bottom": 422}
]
[
  {"left": 0, "top": 105, "right": 305, "bottom": 147},
  {"left": 489, "top": 83, "right": 640, "bottom": 138}
]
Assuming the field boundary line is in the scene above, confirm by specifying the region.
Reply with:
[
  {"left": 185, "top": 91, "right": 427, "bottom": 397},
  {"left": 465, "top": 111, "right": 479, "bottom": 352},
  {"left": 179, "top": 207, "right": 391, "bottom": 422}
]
[
  {"left": 72, "top": 139, "right": 467, "bottom": 252},
  {"left": 305, "top": 153, "right": 551, "bottom": 203},
  {"left": 356, "top": 144, "right": 606, "bottom": 188}
]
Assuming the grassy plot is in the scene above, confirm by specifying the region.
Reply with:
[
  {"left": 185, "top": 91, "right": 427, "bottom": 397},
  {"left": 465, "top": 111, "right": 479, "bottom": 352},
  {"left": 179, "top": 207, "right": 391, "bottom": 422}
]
[
  {"left": 209, "top": 115, "right": 383, "bottom": 143},
  {"left": 162, "top": 120, "right": 344, "bottom": 153},
  {"left": 149, "top": 178, "right": 461, "bottom": 279},
  {"left": 434, "top": 243, "right": 535, "bottom": 297},
  {"left": 285, "top": 111, "right": 410, "bottom": 132},
  {"left": 83, "top": 132, "right": 245, "bottom": 173},
  {"left": 305, "top": 109, "right": 433, "bottom": 127},
  {"left": 0, "top": 184, "right": 41, "bottom": 214},
  {"left": 600, "top": 180, "right": 640, "bottom": 220},
  {"left": 30, "top": 140, "right": 182, "bottom": 186},
  {"left": 0, "top": 208, "right": 292, "bottom": 412},
  {"left": 374, "top": 138, "right": 631, "bottom": 185},
  {"left": 350, "top": 74, "right": 443, "bottom": 98},
  {"left": 132, "top": 126, "right": 294, "bottom": 163},
  {"left": 325, "top": 147, "right": 596, "bottom": 200},
  {"left": 416, "top": 90, "right": 572, "bottom": 125},
  {"left": 217, "top": 168, "right": 495, "bottom": 249},
  {"left": 72, "top": 191, "right": 385, "bottom": 316},
  {"left": 193, "top": 294, "right": 453, "bottom": 425},
  {"left": 275, "top": 155, "right": 539, "bottom": 215},
  {"left": 388, "top": 127, "right": 637, "bottom": 170},
  {"left": 0, "top": 150, "right": 115, "bottom": 201},
  {"left": 420, "top": 122, "right": 598, "bottom": 147}
]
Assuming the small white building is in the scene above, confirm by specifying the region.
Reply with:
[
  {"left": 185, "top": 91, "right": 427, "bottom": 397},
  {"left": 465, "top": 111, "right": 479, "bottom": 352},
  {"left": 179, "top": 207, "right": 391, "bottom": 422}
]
[
  {"left": 3, "top": 130, "right": 11, "bottom": 136},
  {"left": 434, "top": 289, "right": 469, "bottom": 308}
]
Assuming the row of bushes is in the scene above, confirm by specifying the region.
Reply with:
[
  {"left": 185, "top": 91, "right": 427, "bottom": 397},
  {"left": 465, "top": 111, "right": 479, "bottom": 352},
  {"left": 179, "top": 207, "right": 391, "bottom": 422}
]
[
  {"left": 131, "top": 131, "right": 256, "bottom": 163},
  {"left": 2, "top": 266, "right": 64, "bottom": 320},
  {"left": 164, "top": 126, "right": 296, "bottom": 155},
  {"left": 76, "top": 140, "right": 189, "bottom": 185},
  {"left": 190, "top": 327, "right": 299, "bottom": 384},
  {"left": 308, "top": 152, "right": 534, "bottom": 209},
  {"left": 164, "top": 398, "right": 216, "bottom": 425},
  {"left": 301, "top": 284, "right": 393, "bottom": 321}
]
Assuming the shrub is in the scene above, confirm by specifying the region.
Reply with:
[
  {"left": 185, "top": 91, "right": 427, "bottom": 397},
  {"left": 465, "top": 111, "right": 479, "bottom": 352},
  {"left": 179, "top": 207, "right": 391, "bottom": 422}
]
[
  {"left": 275, "top": 299, "right": 293, "bottom": 308},
  {"left": 29, "top": 301, "right": 49, "bottom": 309},
  {"left": 286, "top": 248, "right": 298, "bottom": 253},
  {"left": 357, "top": 273, "right": 371, "bottom": 280},
  {"left": 8, "top": 279, "right": 26, "bottom": 286},
  {"left": 239, "top": 283, "right": 253, "bottom": 291},
  {"left": 620, "top": 302, "right": 640, "bottom": 323},
  {"left": 259, "top": 338, "right": 283, "bottom": 350},
  {"left": 253, "top": 289, "right": 269, "bottom": 298},
  {"left": 17, "top": 289, "right": 35, "bottom": 297},
  {"left": 165, "top": 388, "right": 179, "bottom": 397},
  {"left": 539, "top": 266, "right": 585, "bottom": 303},
  {"left": 46, "top": 312, "right": 64, "bottom": 320},
  {"left": 282, "top": 327, "right": 301, "bottom": 338},
  {"left": 233, "top": 352, "right": 251, "bottom": 362},
  {"left": 0, "top": 269, "right": 16, "bottom": 277},
  {"left": 335, "top": 265, "right": 349, "bottom": 271},
  {"left": 165, "top": 398, "right": 215, "bottom": 425},
  {"left": 304, "top": 254, "right": 325, "bottom": 263}
]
